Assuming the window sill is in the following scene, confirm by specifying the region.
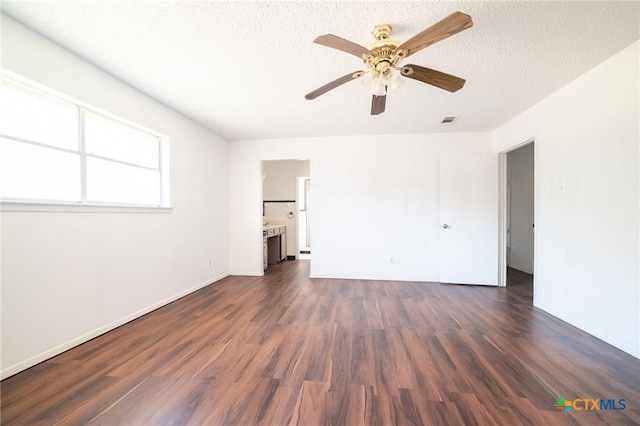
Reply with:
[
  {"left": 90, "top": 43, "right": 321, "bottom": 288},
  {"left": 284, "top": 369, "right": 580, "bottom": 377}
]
[{"left": 1, "top": 201, "right": 173, "bottom": 214}]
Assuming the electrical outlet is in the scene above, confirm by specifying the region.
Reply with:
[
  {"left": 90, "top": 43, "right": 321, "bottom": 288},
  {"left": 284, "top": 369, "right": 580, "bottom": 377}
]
[
  {"left": 208, "top": 260, "right": 212, "bottom": 268},
  {"left": 390, "top": 257, "right": 395, "bottom": 264}
]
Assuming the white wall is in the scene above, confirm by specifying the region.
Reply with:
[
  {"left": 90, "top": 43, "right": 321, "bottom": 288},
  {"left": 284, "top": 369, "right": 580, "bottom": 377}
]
[
  {"left": 0, "top": 15, "right": 230, "bottom": 378},
  {"left": 229, "top": 133, "right": 495, "bottom": 280},
  {"left": 493, "top": 41, "right": 640, "bottom": 358},
  {"left": 507, "top": 143, "right": 535, "bottom": 274}
]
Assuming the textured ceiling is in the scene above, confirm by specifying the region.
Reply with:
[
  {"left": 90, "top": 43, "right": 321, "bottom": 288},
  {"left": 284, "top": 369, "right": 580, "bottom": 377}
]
[{"left": 2, "top": 1, "right": 639, "bottom": 141}]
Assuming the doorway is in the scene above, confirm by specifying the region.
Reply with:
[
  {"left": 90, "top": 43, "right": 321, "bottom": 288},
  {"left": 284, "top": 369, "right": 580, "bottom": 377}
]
[
  {"left": 261, "top": 160, "right": 310, "bottom": 265},
  {"left": 499, "top": 141, "right": 535, "bottom": 286}
]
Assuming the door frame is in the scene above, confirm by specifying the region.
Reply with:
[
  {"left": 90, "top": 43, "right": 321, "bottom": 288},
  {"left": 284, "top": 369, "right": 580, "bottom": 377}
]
[
  {"left": 498, "top": 138, "right": 535, "bottom": 287},
  {"left": 296, "top": 176, "right": 311, "bottom": 259}
]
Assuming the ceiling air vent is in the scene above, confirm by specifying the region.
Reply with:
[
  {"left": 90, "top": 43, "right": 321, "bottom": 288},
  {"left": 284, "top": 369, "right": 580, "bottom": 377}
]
[{"left": 441, "top": 116, "right": 458, "bottom": 125}]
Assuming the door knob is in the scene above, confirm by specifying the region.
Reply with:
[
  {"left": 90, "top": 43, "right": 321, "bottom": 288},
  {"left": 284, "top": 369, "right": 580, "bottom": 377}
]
[{"left": 442, "top": 224, "right": 449, "bottom": 229}]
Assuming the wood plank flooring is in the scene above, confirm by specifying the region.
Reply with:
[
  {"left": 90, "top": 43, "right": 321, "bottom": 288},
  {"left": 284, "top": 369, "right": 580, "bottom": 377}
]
[{"left": 2, "top": 261, "right": 639, "bottom": 425}]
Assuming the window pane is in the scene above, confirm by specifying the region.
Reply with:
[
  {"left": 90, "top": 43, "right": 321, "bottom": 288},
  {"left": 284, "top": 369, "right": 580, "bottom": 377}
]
[
  {"left": 87, "top": 157, "right": 160, "bottom": 205},
  {"left": 0, "top": 138, "right": 81, "bottom": 202},
  {"left": 85, "top": 111, "right": 159, "bottom": 168},
  {"left": 0, "top": 80, "right": 78, "bottom": 151}
]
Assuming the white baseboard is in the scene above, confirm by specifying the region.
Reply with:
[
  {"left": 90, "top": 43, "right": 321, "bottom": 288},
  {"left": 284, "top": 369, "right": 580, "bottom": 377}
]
[{"left": 0, "top": 272, "right": 229, "bottom": 380}]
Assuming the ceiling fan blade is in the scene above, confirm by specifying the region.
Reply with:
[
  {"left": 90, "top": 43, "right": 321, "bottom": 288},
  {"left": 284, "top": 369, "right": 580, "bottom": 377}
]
[
  {"left": 314, "top": 34, "right": 372, "bottom": 58},
  {"left": 371, "top": 93, "right": 386, "bottom": 115},
  {"left": 401, "top": 65, "right": 466, "bottom": 92},
  {"left": 394, "top": 12, "right": 472, "bottom": 59},
  {"left": 305, "top": 71, "right": 364, "bottom": 100}
]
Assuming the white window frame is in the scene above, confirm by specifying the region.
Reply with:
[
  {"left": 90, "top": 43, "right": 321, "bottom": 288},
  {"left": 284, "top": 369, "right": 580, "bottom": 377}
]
[{"left": 1, "top": 70, "right": 171, "bottom": 213}]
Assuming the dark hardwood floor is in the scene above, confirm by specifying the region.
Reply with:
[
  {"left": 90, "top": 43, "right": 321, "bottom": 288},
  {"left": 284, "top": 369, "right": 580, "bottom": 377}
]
[{"left": 2, "top": 261, "right": 639, "bottom": 425}]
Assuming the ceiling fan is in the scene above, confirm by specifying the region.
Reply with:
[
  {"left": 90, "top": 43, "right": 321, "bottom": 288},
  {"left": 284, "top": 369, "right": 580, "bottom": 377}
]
[{"left": 304, "top": 12, "right": 473, "bottom": 115}]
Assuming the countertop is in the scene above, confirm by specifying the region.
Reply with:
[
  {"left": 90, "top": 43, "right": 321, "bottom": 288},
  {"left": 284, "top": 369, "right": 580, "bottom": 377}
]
[{"left": 263, "top": 224, "right": 285, "bottom": 229}]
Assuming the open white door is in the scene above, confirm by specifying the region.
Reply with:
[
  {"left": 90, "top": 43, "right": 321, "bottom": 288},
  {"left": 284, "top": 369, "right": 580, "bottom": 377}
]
[{"left": 440, "top": 153, "right": 499, "bottom": 285}]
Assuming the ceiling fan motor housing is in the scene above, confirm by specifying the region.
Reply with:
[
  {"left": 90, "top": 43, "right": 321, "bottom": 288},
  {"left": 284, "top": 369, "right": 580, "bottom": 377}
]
[{"left": 365, "top": 24, "right": 403, "bottom": 76}]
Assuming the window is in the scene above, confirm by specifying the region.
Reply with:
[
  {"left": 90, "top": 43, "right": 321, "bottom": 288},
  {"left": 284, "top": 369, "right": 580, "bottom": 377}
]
[{"left": 0, "top": 73, "right": 169, "bottom": 207}]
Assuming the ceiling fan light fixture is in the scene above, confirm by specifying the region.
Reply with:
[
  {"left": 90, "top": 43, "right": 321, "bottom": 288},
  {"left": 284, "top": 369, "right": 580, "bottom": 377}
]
[
  {"left": 361, "top": 67, "right": 404, "bottom": 96},
  {"left": 361, "top": 72, "right": 387, "bottom": 96},
  {"left": 385, "top": 67, "right": 405, "bottom": 91}
]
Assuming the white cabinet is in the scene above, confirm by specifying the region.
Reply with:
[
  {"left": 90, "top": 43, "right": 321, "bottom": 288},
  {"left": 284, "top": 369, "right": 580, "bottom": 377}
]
[
  {"left": 263, "top": 235, "right": 268, "bottom": 270},
  {"left": 263, "top": 225, "right": 286, "bottom": 270}
]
